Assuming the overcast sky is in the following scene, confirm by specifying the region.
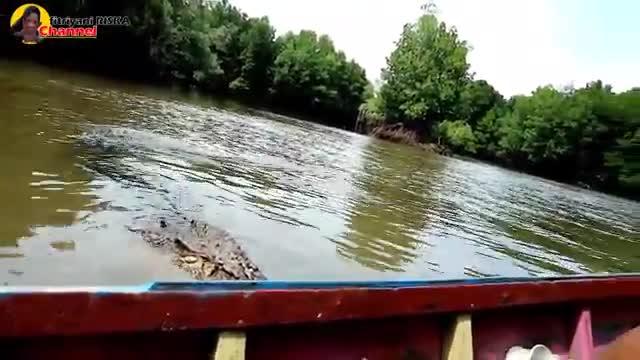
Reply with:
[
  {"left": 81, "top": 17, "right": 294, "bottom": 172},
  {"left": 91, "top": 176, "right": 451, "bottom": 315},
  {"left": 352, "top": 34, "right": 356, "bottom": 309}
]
[{"left": 230, "top": 0, "right": 639, "bottom": 97}]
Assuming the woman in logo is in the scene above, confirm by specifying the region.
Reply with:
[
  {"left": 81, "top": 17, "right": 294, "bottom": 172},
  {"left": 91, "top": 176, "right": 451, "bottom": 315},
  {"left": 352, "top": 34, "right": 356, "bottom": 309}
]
[{"left": 13, "top": 6, "right": 41, "bottom": 44}]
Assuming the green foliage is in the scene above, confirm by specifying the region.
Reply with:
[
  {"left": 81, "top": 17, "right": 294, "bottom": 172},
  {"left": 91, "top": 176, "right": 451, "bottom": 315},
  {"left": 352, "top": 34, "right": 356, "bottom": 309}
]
[
  {"left": 379, "top": 14, "right": 470, "bottom": 125},
  {"left": 437, "top": 120, "right": 477, "bottom": 154},
  {"left": 496, "top": 86, "right": 595, "bottom": 166},
  {"left": 231, "top": 16, "right": 276, "bottom": 95},
  {"left": 458, "top": 80, "right": 504, "bottom": 126},
  {"left": 357, "top": 85, "right": 385, "bottom": 127},
  {"left": 474, "top": 105, "right": 507, "bottom": 156},
  {"left": 602, "top": 89, "right": 640, "bottom": 193},
  {"left": 365, "top": 93, "right": 384, "bottom": 118},
  {"left": 270, "top": 31, "right": 368, "bottom": 123},
  {"left": 606, "top": 129, "right": 640, "bottom": 191},
  {"left": 468, "top": 84, "right": 639, "bottom": 197}
]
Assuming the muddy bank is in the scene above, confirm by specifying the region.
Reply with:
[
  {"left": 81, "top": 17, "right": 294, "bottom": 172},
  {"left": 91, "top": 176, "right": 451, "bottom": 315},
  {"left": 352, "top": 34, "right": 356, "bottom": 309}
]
[
  {"left": 127, "top": 217, "right": 265, "bottom": 280},
  {"left": 370, "top": 123, "right": 452, "bottom": 156}
]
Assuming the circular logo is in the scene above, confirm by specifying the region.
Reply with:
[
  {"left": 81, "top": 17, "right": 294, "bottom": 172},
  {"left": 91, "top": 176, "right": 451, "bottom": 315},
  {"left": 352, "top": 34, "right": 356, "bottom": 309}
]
[{"left": 10, "top": 4, "right": 51, "bottom": 45}]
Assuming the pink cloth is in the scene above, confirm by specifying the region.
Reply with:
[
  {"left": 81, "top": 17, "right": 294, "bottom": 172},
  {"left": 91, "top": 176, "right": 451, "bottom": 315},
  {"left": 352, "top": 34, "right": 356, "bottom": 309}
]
[{"left": 570, "top": 309, "right": 594, "bottom": 360}]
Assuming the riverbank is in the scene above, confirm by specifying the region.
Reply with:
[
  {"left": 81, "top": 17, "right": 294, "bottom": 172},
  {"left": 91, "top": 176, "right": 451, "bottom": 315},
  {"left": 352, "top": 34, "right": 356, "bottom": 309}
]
[
  {"left": 368, "top": 123, "right": 452, "bottom": 156},
  {"left": 369, "top": 125, "right": 640, "bottom": 201},
  {"left": 361, "top": 116, "right": 637, "bottom": 201}
]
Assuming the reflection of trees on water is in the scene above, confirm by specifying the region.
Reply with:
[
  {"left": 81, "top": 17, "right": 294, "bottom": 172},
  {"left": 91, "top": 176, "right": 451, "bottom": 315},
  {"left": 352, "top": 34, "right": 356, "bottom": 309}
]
[
  {"left": 494, "top": 214, "right": 640, "bottom": 275},
  {"left": 0, "top": 61, "right": 134, "bottom": 250},
  {"left": 336, "top": 141, "right": 444, "bottom": 272},
  {"left": 489, "top": 188, "right": 640, "bottom": 275},
  {"left": 0, "top": 124, "right": 96, "bottom": 249}
]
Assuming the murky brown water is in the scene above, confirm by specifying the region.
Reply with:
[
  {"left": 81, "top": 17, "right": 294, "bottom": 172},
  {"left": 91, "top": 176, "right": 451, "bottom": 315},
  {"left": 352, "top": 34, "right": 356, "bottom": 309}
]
[{"left": 1, "top": 59, "right": 638, "bottom": 285}]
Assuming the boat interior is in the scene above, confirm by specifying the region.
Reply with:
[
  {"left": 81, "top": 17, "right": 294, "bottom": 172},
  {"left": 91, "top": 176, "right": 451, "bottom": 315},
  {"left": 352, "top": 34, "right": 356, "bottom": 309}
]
[{"left": 2, "top": 297, "right": 639, "bottom": 359}]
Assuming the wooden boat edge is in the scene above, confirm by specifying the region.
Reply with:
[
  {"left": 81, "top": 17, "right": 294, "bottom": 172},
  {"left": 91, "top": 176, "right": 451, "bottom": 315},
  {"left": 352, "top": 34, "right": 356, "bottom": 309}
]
[
  {"left": 1, "top": 274, "right": 640, "bottom": 337},
  {"left": 3, "top": 273, "right": 640, "bottom": 293}
]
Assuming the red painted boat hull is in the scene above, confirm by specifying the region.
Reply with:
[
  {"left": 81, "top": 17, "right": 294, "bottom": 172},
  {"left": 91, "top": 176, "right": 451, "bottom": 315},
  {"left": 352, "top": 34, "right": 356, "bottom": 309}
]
[{"left": 1, "top": 275, "right": 639, "bottom": 359}]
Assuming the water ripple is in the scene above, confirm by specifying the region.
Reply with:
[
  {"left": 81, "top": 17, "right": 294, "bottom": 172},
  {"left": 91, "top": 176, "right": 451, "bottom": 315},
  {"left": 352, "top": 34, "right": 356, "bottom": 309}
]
[{"left": 3, "top": 64, "right": 637, "bottom": 282}]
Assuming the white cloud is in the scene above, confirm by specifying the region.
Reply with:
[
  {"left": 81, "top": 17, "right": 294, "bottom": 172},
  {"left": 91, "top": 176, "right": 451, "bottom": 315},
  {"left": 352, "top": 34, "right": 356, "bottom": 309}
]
[{"left": 231, "top": 0, "right": 637, "bottom": 97}]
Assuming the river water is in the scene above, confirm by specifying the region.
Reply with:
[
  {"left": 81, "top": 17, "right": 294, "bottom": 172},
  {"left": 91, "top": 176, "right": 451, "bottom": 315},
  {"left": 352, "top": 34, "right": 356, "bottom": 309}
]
[{"left": 0, "top": 60, "right": 638, "bottom": 285}]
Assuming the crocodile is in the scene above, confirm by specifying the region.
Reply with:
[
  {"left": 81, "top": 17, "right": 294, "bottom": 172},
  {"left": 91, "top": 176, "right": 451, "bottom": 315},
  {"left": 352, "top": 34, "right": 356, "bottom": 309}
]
[{"left": 127, "top": 217, "right": 265, "bottom": 280}]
